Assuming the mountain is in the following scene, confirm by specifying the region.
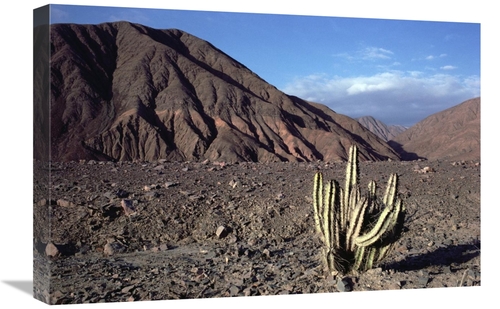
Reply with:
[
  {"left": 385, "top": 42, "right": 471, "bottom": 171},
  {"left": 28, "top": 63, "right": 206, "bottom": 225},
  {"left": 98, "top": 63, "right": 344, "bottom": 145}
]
[
  {"left": 356, "top": 116, "right": 407, "bottom": 141},
  {"left": 388, "top": 97, "right": 480, "bottom": 161},
  {"left": 36, "top": 22, "right": 401, "bottom": 163}
]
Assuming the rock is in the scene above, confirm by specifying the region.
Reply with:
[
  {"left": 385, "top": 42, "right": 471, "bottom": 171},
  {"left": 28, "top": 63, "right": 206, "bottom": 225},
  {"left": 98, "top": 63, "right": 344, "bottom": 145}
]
[
  {"left": 104, "top": 240, "right": 126, "bottom": 256},
  {"left": 164, "top": 181, "right": 178, "bottom": 188},
  {"left": 261, "top": 249, "right": 271, "bottom": 259},
  {"left": 422, "top": 166, "right": 435, "bottom": 173},
  {"left": 442, "top": 266, "right": 452, "bottom": 274},
  {"left": 229, "top": 285, "right": 240, "bottom": 296},
  {"left": 56, "top": 199, "right": 75, "bottom": 207},
  {"left": 45, "top": 242, "right": 59, "bottom": 258},
  {"left": 229, "top": 179, "right": 238, "bottom": 188},
  {"left": 467, "top": 269, "right": 480, "bottom": 281},
  {"left": 275, "top": 193, "right": 285, "bottom": 201},
  {"left": 336, "top": 278, "right": 353, "bottom": 292},
  {"left": 366, "top": 267, "right": 383, "bottom": 275},
  {"left": 121, "top": 199, "right": 137, "bottom": 216},
  {"left": 121, "top": 285, "right": 135, "bottom": 294},
  {"left": 50, "top": 290, "right": 64, "bottom": 304},
  {"left": 417, "top": 276, "right": 429, "bottom": 286},
  {"left": 216, "top": 226, "right": 229, "bottom": 239},
  {"left": 144, "top": 191, "right": 158, "bottom": 201},
  {"left": 153, "top": 165, "right": 165, "bottom": 171}
]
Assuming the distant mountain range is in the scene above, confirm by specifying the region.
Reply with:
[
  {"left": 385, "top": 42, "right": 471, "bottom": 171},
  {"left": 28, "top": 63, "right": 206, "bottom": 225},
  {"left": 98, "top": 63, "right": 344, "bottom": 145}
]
[
  {"left": 356, "top": 116, "right": 407, "bottom": 142},
  {"left": 388, "top": 97, "right": 480, "bottom": 161},
  {"left": 33, "top": 22, "right": 480, "bottom": 162}
]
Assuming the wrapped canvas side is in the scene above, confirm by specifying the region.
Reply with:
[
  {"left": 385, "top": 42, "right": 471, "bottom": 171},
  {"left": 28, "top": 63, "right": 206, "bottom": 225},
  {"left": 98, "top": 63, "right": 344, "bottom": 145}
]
[{"left": 33, "top": 5, "right": 52, "bottom": 304}]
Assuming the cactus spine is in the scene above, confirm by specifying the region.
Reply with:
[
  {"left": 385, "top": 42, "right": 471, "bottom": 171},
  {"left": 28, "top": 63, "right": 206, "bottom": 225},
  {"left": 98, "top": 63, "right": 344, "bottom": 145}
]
[{"left": 312, "top": 145, "right": 406, "bottom": 275}]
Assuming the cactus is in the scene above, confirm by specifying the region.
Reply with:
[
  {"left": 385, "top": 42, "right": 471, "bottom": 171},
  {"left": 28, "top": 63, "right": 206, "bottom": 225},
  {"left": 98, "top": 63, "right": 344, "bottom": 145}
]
[{"left": 312, "top": 145, "right": 406, "bottom": 275}]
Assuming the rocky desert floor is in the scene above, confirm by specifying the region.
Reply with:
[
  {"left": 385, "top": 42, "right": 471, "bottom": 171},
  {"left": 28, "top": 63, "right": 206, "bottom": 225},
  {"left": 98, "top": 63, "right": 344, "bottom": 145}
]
[{"left": 32, "top": 158, "right": 480, "bottom": 305}]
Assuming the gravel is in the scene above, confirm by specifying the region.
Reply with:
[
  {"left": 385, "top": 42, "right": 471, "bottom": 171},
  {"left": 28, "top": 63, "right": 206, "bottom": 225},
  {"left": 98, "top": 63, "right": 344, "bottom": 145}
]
[{"left": 33, "top": 158, "right": 481, "bottom": 304}]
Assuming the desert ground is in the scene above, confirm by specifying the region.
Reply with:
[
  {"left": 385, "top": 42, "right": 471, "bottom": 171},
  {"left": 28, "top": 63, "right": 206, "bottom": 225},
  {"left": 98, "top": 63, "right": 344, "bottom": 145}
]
[{"left": 33, "top": 157, "right": 480, "bottom": 304}]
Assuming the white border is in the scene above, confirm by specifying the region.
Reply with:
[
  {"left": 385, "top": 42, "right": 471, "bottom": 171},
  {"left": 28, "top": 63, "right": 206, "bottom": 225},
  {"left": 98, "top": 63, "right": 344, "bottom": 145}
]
[{"left": 1, "top": 1, "right": 494, "bottom": 308}]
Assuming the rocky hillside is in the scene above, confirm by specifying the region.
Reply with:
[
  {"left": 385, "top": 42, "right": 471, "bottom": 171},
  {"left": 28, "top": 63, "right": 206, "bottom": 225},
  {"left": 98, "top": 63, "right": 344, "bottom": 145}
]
[
  {"left": 356, "top": 116, "right": 407, "bottom": 141},
  {"left": 388, "top": 97, "right": 480, "bottom": 161},
  {"left": 40, "top": 22, "right": 400, "bottom": 163}
]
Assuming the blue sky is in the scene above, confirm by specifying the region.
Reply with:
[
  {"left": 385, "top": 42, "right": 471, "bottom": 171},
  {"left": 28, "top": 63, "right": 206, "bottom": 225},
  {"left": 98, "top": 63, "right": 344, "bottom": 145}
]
[{"left": 49, "top": 4, "right": 480, "bottom": 127}]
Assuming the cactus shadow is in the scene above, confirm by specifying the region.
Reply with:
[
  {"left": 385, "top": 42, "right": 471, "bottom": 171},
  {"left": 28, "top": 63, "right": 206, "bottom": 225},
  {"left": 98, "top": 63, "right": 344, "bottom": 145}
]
[{"left": 382, "top": 242, "right": 480, "bottom": 272}]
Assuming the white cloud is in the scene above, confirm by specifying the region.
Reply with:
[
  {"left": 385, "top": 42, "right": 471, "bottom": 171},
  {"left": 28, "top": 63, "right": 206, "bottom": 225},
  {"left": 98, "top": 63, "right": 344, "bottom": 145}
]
[
  {"left": 334, "top": 46, "right": 394, "bottom": 62},
  {"left": 426, "top": 55, "right": 435, "bottom": 60},
  {"left": 408, "top": 71, "right": 423, "bottom": 77},
  {"left": 362, "top": 47, "right": 393, "bottom": 60},
  {"left": 440, "top": 65, "right": 457, "bottom": 70},
  {"left": 282, "top": 71, "right": 480, "bottom": 126}
]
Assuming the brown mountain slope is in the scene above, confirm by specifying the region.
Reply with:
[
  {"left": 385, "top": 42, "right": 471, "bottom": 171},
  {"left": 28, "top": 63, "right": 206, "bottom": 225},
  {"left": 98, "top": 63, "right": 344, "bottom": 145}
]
[
  {"left": 356, "top": 116, "right": 407, "bottom": 141},
  {"left": 388, "top": 97, "right": 480, "bottom": 161},
  {"left": 42, "top": 22, "right": 400, "bottom": 163}
]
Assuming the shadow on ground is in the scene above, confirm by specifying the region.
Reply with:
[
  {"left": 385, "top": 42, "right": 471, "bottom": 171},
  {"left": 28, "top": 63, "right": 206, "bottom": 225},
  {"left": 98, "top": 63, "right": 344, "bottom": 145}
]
[
  {"left": 383, "top": 243, "right": 480, "bottom": 272},
  {"left": 2, "top": 281, "right": 33, "bottom": 296}
]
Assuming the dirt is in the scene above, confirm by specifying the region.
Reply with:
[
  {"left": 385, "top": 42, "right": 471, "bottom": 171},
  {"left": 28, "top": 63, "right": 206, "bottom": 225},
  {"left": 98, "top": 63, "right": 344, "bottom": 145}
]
[{"left": 33, "top": 158, "right": 480, "bottom": 305}]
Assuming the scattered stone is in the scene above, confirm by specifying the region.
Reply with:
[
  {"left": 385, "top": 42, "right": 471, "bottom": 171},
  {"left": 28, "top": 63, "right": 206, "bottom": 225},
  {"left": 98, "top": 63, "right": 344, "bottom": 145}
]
[
  {"left": 121, "top": 285, "right": 135, "bottom": 294},
  {"left": 57, "top": 199, "right": 75, "bottom": 207},
  {"left": 417, "top": 276, "right": 429, "bottom": 286},
  {"left": 104, "top": 239, "right": 126, "bottom": 256},
  {"left": 336, "top": 278, "right": 353, "bottom": 292},
  {"left": 121, "top": 199, "right": 137, "bottom": 216},
  {"left": 144, "top": 191, "right": 158, "bottom": 201},
  {"left": 229, "top": 285, "right": 240, "bottom": 296},
  {"left": 50, "top": 290, "right": 64, "bottom": 304},
  {"left": 275, "top": 193, "right": 285, "bottom": 201},
  {"left": 33, "top": 156, "right": 480, "bottom": 303},
  {"left": 262, "top": 249, "right": 271, "bottom": 259},
  {"left": 467, "top": 269, "right": 480, "bottom": 281},
  {"left": 153, "top": 165, "right": 165, "bottom": 171},
  {"left": 216, "top": 226, "right": 229, "bottom": 239},
  {"left": 45, "top": 242, "right": 59, "bottom": 258},
  {"left": 366, "top": 267, "right": 383, "bottom": 275},
  {"left": 415, "top": 166, "right": 436, "bottom": 174},
  {"left": 229, "top": 179, "right": 238, "bottom": 188},
  {"left": 164, "top": 181, "right": 178, "bottom": 188},
  {"left": 213, "top": 161, "right": 227, "bottom": 168}
]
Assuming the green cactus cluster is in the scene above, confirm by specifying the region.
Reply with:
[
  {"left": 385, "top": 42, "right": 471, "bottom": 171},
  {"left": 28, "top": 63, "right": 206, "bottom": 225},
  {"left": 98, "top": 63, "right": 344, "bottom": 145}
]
[{"left": 313, "top": 145, "right": 406, "bottom": 275}]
